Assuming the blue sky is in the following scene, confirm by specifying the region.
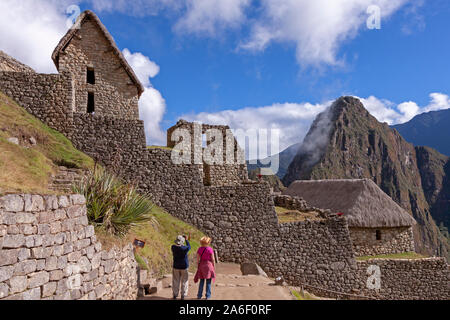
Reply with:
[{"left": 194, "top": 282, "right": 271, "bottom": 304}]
[{"left": 0, "top": 0, "right": 449, "bottom": 152}]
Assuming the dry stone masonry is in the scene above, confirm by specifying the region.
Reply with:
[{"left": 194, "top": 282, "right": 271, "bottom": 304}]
[
  {"left": 0, "top": 194, "right": 137, "bottom": 300},
  {"left": 0, "top": 10, "right": 448, "bottom": 300}
]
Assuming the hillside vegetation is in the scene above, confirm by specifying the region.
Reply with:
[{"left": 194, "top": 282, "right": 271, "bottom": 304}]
[
  {"left": 0, "top": 91, "right": 205, "bottom": 276},
  {"left": 0, "top": 91, "right": 93, "bottom": 194}
]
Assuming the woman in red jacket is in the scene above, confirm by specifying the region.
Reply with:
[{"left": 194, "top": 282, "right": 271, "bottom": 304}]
[{"left": 194, "top": 236, "right": 216, "bottom": 300}]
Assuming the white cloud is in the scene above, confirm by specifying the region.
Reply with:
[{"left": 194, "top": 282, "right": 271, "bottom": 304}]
[
  {"left": 122, "top": 49, "right": 160, "bottom": 87},
  {"left": 181, "top": 93, "right": 450, "bottom": 156},
  {"left": 174, "top": 0, "right": 251, "bottom": 36},
  {"left": 0, "top": 0, "right": 75, "bottom": 73},
  {"left": 122, "top": 49, "right": 167, "bottom": 146},
  {"left": 88, "top": 0, "right": 184, "bottom": 16},
  {"left": 139, "top": 88, "right": 167, "bottom": 146},
  {"left": 86, "top": 0, "right": 412, "bottom": 68},
  {"left": 182, "top": 101, "right": 331, "bottom": 154},
  {"left": 240, "top": 0, "right": 410, "bottom": 67},
  {"left": 360, "top": 93, "right": 450, "bottom": 125}
]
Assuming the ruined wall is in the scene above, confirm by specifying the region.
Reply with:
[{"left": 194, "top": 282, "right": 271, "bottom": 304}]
[
  {"left": 58, "top": 18, "right": 139, "bottom": 119},
  {"left": 350, "top": 227, "right": 415, "bottom": 257},
  {"left": 167, "top": 120, "right": 248, "bottom": 186},
  {"left": 0, "top": 194, "right": 137, "bottom": 300},
  {"left": 356, "top": 258, "right": 449, "bottom": 300},
  {"left": 0, "top": 72, "right": 74, "bottom": 136}
]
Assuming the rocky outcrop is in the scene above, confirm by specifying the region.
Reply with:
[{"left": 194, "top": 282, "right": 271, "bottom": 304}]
[{"left": 283, "top": 96, "right": 450, "bottom": 260}]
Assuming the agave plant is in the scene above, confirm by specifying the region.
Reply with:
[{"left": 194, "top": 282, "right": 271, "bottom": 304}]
[{"left": 73, "top": 166, "right": 157, "bottom": 237}]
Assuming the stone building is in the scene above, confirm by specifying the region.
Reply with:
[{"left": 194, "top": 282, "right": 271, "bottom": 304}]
[
  {"left": 167, "top": 119, "right": 248, "bottom": 186},
  {"left": 283, "top": 179, "right": 417, "bottom": 256},
  {"left": 52, "top": 10, "right": 144, "bottom": 119}
]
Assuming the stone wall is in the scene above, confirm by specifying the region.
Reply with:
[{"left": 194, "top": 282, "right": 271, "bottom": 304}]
[
  {"left": 58, "top": 18, "right": 139, "bottom": 119},
  {"left": 355, "top": 258, "right": 449, "bottom": 300},
  {"left": 167, "top": 120, "right": 248, "bottom": 186},
  {"left": 350, "top": 227, "right": 416, "bottom": 257},
  {"left": 0, "top": 194, "right": 137, "bottom": 300},
  {"left": 71, "top": 114, "right": 146, "bottom": 167},
  {"left": 0, "top": 71, "right": 74, "bottom": 136}
]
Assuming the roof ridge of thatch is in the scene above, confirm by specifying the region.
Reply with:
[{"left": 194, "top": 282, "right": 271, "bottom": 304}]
[
  {"left": 283, "top": 178, "right": 416, "bottom": 228},
  {"left": 51, "top": 10, "right": 144, "bottom": 96}
]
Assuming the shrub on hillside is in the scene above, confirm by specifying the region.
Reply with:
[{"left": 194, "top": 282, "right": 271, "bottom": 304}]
[{"left": 73, "top": 167, "right": 156, "bottom": 237}]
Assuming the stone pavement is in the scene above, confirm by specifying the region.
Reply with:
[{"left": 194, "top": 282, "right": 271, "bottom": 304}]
[{"left": 140, "top": 263, "right": 295, "bottom": 300}]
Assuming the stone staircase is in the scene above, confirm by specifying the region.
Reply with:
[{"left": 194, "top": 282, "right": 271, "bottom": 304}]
[{"left": 48, "top": 166, "right": 86, "bottom": 193}]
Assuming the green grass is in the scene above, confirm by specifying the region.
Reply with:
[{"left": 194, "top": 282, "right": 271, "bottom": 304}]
[
  {"left": 356, "top": 252, "right": 427, "bottom": 261},
  {"left": 0, "top": 92, "right": 93, "bottom": 194},
  {"left": 128, "top": 205, "right": 206, "bottom": 276},
  {"left": 275, "top": 206, "right": 322, "bottom": 223},
  {"left": 290, "top": 289, "right": 319, "bottom": 300}
]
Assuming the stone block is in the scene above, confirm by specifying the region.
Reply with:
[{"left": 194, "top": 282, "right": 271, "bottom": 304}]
[
  {"left": 13, "top": 260, "right": 37, "bottom": 276},
  {"left": 0, "top": 195, "right": 24, "bottom": 212},
  {"left": 27, "top": 271, "right": 49, "bottom": 288},
  {"left": 240, "top": 262, "right": 268, "bottom": 277},
  {"left": 0, "top": 283, "right": 8, "bottom": 299},
  {"left": 43, "top": 195, "right": 59, "bottom": 210},
  {"left": 45, "top": 256, "right": 58, "bottom": 271},
  {"left": 24, "top": 195, "right": 44, "bottom": 212},
  {"left": 58, "top": 196, "right": 70, "bottom": 208},
  {"left": 15, "top": 212, "right": 37, "bottom": 224},
  {"left": 70, "top": 195, "right": 86, "bottom": 206},
  {"left": 3, "top": 234, "right": 25, "bottom": 248},
  {"left": 49, "top": 270, "right": 64, "bottom": 281},
  {"left": 18, "top": 248, "right": 30, "bottom": 261},
  {"left": 8, "top": 275, "right": 27, "bottom": 294},
  {"left": 42, "top": 282, "right": 57, "bottom": 297},
  {"left": 22, "top": 287, "right": 41, "bottom": 300},
  {"left": 0, "top": 249, "right": 19, "bottom": 266},
  {"left": 95, "top": 284, "right": 106, "bottom": 299},
  {"left": 0, "top": 265, "right": 14, "bottom": 282},
  {"left": 67, "top": 250, "right": 81, "bottom": 262}
]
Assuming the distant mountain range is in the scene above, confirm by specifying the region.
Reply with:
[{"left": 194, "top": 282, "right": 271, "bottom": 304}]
[
  {"left": 247, "top": 142, "right": 301, "bottom": 180},
  {"left": 282, "top": 96, "right": 449, "bottom": 260},
  {"left": 392, "top": 108, "right": 450, "bottom": 156}
]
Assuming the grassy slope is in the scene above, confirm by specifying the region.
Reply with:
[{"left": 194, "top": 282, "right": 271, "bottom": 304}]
[
  {"left": 131, "top": 206, "right": 206, "bottom": 276},
  {"left": 356, "top": 252, "right": 427, "bottom": 261},
  {"left": 97, "top": 205, "right": 206, "bottom": 277},
  {"left": 0, "top": 91, "right": 206, "bottom": 275},
  {"left": 0, "top": 91, "right": 93, "bottom": 194}
]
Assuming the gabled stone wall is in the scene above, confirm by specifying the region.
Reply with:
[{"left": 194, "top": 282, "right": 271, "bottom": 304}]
[
  {"left": 58, "top": 18, "right": 139, "bottom": 119},
  {"left": 0, "top": 194, "right": 137, "bottom": 300},
  {"left": 349, "top": 227, "right": 415, "bottom": 257},
  {"left": 167, "top": 120, "right": 248, "bottom": 186}
]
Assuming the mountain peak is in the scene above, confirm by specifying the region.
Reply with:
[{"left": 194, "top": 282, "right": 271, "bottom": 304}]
[{"left": 283, "top": 95, "right": 450, "bottom": 259}]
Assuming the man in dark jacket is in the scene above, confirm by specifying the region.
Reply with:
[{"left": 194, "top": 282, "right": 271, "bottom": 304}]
[{"left": 171, "top": 234, "right": 191, "bottom": 299}]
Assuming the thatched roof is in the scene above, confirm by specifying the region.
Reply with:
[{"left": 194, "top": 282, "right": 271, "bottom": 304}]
[
  {"left": 283, "top": 179, "right": 416, "bottom": 228},
  {"left": 52, "top": 10, "right": 144, "bottom": 96}
]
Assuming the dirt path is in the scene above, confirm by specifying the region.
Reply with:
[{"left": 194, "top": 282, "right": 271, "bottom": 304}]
[{"left": 140, "top": 263, "right": 295, "bottom": 300}]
